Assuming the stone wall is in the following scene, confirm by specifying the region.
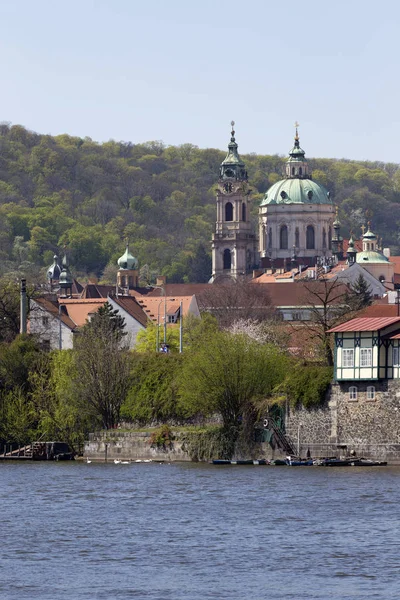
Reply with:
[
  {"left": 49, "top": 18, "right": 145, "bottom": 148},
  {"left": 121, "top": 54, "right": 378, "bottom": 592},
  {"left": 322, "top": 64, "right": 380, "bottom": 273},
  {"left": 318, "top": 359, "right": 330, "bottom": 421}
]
[
  {"left": 85, "top": 431, "right": 191, "bottom": 462},
  {"left": 285, "top": 380, "right": 400, "bottom": 462}
]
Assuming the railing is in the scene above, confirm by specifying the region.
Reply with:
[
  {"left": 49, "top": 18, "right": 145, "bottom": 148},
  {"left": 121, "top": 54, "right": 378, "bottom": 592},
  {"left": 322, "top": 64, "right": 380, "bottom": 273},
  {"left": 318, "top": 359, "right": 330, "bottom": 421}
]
[{"left": 268, "top": 418, "right": 296, "bottom": 455}]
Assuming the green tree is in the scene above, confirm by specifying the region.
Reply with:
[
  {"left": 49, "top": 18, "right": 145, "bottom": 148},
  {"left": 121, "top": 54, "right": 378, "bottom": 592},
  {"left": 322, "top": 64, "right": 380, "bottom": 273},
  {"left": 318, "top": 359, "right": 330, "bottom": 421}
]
[
  {"left": 347, "top": 273, "right": 373, "bottom": 311},
  {"left": 73, "top": 309, "right": 131, "bottom": 429},
  {"left": 178, "top": 330, "right": 289, "bottom": 435}
]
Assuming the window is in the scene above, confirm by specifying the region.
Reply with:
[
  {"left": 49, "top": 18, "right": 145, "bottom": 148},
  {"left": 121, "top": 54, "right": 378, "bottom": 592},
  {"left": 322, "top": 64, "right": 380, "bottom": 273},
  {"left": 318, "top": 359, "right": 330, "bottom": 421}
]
[
  {"left": 393, "top": 347, "right": 399, "bottom": 366},
  {"left": 280, "top": 225, "right": 288, "bottom": 249},
  {"left": 328, "top": 226, "right": 332, "bottom": 250},
  {"left": 322, "top": 228, "right": 327, "bottom": 249},
  {"left": 42, "top": 316, "right": 49, "bottom": 327},
  {"left": 223, "top": 249, "right": 231, "bottom": 270},
  {"left": 360, "top": 348, "right": 372, "bottom": 367},
  {"left": 268, "top": 228, "right": 272, "bottom": 248},
  {"left": 225, "top": 202, "right": 233, "bottom": 222},
  {"left": 306, "top": 225, "right": 315, "bottom": 249},
  {"left": 295, "top": 227, "right": 299, "bottom": 248},
  {"left": 367, "top": 386, "right": 376, "bottom": 400},
  {"left": 349, "top": 386, "right": 358, "bottom": 400},
  {"left": 343, "top": 349, "right": 354, "bottom": 368},
  {"left": 242, "top": 203, "right": 246, "bottom": 222}
]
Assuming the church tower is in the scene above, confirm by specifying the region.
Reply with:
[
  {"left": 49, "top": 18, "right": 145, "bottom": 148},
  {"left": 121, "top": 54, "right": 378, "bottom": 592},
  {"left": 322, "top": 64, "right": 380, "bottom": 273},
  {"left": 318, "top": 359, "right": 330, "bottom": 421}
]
[{"left": 211, "top": 122, "right": 258, "bottom": 280}]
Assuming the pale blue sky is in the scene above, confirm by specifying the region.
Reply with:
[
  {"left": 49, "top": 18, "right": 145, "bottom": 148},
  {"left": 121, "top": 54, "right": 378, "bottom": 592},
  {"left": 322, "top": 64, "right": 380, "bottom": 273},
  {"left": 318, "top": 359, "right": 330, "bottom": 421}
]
[{"left": 1, "top": 0, "right": 400, "bottom": 162}]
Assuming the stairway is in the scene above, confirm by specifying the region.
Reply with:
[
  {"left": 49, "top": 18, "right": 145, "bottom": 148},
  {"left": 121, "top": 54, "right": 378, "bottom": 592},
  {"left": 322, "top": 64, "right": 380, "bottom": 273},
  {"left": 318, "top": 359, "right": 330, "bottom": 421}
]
[{"left": 268, "top": 418, "right": 296, "bottom": 455}]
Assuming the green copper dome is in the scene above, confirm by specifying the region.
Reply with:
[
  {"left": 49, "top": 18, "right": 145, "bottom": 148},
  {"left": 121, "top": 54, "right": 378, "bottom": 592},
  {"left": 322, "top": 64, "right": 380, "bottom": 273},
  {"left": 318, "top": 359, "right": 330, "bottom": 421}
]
[
  {"left": 260, "top": 178, "right": 332, "bottom": 206},
  {"left": 261, "top": 128, "right": 332, "bottom": 206},
  {"left": 117, "top": 243, "right": 139, "bottom": 270},
  {"left": 356, "top": 251, "right": 389, "bottom": 264}
]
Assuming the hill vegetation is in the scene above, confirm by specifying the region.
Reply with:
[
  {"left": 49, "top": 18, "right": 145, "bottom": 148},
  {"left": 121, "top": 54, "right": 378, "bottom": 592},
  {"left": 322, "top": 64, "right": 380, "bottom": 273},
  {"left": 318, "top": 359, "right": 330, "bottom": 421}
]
[{"left": 1, "top": 122, "right": 400, "bottom": 283}]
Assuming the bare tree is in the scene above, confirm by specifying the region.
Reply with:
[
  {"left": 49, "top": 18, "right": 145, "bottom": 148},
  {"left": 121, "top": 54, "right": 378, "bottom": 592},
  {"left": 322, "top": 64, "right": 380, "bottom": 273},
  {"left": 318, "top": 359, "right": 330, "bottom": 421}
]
[
  {"left": 299, "top": 278, "right": 353, "bottom": 366},
  {"left": 197, "top": 278, "right": 275, "bottom": 327}
]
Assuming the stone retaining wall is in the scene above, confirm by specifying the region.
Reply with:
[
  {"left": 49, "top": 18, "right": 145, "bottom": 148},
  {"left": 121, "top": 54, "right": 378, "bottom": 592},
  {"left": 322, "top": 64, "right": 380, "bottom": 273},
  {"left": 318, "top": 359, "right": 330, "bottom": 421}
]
[
  {"left": 286, "top": 381, "right": 400, "bottom": 462},
  {"left": 85, "top": 431, "right": 191, "bottom": 462}
]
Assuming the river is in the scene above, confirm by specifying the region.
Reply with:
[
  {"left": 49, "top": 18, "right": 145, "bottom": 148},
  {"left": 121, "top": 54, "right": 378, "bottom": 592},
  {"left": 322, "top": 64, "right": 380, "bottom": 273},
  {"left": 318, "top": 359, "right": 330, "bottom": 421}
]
[{"left": 1, "top": 461, "right": 399, "bottom": 600}]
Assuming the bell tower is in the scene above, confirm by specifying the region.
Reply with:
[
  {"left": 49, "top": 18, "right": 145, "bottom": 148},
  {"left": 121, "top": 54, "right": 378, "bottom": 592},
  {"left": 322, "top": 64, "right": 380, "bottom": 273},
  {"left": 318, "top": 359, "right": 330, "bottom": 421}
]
[{"left": 211, "top": 122, "right": 258, "bottom": 280}]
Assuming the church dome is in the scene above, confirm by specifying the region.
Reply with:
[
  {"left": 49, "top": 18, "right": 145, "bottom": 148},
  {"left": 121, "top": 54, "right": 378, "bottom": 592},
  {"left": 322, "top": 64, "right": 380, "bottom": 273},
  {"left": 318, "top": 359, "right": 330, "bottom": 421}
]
[
  {"left": 356, "top": 251, "right": 389, "bottom": 264},
  {"left": 260, "top": 178, "right": 332, "bottom": 206},
  {"left": 47, "top": 255, "right": 62, "bottom": 281},
  {"left": 260, "top": 128, "right": 332, "bottom": 206},
  {"left": 117, "top": 243, "right": 139, "bottom": 270}
]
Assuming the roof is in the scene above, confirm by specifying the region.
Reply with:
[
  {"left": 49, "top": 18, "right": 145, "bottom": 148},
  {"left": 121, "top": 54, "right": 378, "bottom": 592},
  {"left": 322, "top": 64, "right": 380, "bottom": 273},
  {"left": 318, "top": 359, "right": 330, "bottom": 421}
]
[
  {"left": 111, "top": 296, "right": 148, "bottom": 328},
  {"left": 328, "top": 317, "right": 400, "bottom": 333},
  {"left": 356, "top": 251, "right": 389, "bottom": 264},
  {"left": 147, "top": 283, "right": 209, "bottom": 297},
  {"left": 60, "top": 298, "right": 105, "bottom": 327},
  {"left": 260, "top": 178, "right": 332, "bottom": 206},
  {"left": 135, "top": 296, "right": 196, "bottom": 322},
  {"left": 32, "top": 297, "right": 76, "bottom": 330}
]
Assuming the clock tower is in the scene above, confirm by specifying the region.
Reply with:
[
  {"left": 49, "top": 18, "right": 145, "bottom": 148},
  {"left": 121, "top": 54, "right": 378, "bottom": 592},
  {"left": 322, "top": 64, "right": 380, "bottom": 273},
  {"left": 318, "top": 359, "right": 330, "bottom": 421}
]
[{"left": 211, "top": 122, "right": 258, "bottom": 281}]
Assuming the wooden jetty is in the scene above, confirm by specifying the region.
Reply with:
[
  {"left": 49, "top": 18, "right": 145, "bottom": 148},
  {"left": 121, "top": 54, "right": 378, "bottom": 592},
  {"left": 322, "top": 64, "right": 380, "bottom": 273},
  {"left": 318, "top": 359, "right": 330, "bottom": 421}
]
[{"left": 0, "top": 441, "right": 74, "bottom": 461}]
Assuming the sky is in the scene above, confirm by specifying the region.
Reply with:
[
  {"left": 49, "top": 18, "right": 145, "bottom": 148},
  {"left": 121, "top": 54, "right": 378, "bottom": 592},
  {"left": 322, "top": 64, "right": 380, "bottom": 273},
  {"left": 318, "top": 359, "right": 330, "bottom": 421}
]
[{"left": 1, "top": 0, "right": 400, "bottom": 163}]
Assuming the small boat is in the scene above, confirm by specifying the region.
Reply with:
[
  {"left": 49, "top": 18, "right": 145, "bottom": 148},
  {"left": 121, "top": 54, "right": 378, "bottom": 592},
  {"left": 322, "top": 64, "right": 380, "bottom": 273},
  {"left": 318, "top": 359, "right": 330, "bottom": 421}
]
[
  {"left": 212, "top": 459, "right": 269, "bottom": 466},
  {"left": 270, "top": 459, "right": 287, "bottom": 466},
  {"left": 350, "top": 459, "right": 387, "bottom": 467},
  {"left": 286, "top": 456, "right": 313, "bottom": 466},
  {"left": 114, "top": 459, "right": 121, "bottom": 464}
]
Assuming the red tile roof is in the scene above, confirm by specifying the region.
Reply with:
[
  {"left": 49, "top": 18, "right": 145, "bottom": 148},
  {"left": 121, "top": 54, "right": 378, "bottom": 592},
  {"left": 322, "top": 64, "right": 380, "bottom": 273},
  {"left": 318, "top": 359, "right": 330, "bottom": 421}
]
[{"left": 328, "top": 317, "right": 400, "bottom": 333}]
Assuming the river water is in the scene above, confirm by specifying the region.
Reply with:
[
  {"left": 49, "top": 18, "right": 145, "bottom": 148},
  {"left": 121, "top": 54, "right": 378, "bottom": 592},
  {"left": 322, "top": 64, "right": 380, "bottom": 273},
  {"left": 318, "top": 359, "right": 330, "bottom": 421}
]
[{"left": 1, "top": 461, "right": 399, "bottom": 600}]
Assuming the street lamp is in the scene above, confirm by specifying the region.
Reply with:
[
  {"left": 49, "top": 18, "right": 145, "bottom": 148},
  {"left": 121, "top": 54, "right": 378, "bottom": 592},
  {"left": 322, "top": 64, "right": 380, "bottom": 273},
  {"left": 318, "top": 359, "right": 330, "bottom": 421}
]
[
  {"left": 58, "top": 303, "right": 65, "bottom": 351},
  {"left": 151, "top": 285, "right": 167, "bottom": 347}
]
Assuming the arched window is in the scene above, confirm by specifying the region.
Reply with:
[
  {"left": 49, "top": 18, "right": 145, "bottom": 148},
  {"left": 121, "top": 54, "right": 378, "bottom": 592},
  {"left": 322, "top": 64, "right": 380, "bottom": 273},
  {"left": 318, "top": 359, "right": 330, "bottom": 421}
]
[
  {"left": 242, "top": 203, "right": 246, "bottom": 221},
  {"left": 225, "top": 202, "right": 233, "bottom": 222},
  {"left": 322, "top": 228, "right": 327, "bottom": 249},
  {"left": 292, "top": 167, "right": 295, "bottom": 176},
  {"left": 306, "top": 225, "right": 315, "bottom": 250},
  {"left": 223, "top": 249, "right": 231, "bottom": 270},
  {"left": 280, "top": 225, "right": 288, "bottom": 249},
  {"left": 295, "top": 228, "right": 300, "bottom": 248},
  {"left": 268, "top": 228, "right": 272, "bottom": 248},
  {"left": 299, "top": 167, "right": 302, "bottom": 176},
  {"left": 349, "top": 386, "right": 358, "bottom": 401},
  {"left": 367, "top": 386, "right": 375, "bottom": 400},
  {"left": 328, "top": 227, "right": 332, "bottom": 250}
]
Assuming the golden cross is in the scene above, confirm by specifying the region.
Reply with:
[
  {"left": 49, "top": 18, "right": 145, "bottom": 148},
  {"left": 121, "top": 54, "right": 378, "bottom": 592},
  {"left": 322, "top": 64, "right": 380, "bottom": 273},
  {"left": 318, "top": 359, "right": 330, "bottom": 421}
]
[
  {"left": 361, "top": 224, "right": 366, "bottom": 235},
  {"left": 294, "top": 121, "right": 299, "bottom": 140}
]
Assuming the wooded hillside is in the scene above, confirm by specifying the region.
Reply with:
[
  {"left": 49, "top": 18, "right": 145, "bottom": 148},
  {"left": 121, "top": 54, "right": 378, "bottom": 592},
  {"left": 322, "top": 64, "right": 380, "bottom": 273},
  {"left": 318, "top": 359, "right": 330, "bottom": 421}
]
[{"left": 1, "top": 122, "right": 400, "bottom": 284}]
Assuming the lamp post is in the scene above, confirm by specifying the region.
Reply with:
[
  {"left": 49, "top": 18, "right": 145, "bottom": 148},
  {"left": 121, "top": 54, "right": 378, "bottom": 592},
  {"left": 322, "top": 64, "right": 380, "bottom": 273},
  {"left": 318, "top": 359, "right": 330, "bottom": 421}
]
[
  {"left": 58, "top": 303, "right": 64, "bottom": 351},
  {"left": 156, "top": 298, "right": 163, "bottom": 352},
  {"left": 297, "top": 421, "right": 303, "bottom": 457},
  {"left": 151, "top": 285, "right": 167, "bottom": 347}
]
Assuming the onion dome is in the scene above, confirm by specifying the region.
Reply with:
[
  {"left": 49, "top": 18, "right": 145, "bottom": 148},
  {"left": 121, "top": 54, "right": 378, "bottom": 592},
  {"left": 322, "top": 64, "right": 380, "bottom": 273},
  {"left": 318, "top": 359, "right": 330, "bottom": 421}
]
[
  {"left": 59, "top": 254, "right": 73, "bottom": 288},
  {"left": 356, "top": 223, "right": 389, "bottom": 264},
  {"left": 260, "top": 126, "right": 332, "bottom": 206},
  {"left": 47, "top": 255, "right": 62, "bottom": 281},
  {"left": 219, "top": 121, "right": 247, "bottom": 181},
  {"left": 347, "top": 233, "right": 357, "bottom": 264},
  {"left": 117, "top": 242, "right": 139, "bottom": 270}
]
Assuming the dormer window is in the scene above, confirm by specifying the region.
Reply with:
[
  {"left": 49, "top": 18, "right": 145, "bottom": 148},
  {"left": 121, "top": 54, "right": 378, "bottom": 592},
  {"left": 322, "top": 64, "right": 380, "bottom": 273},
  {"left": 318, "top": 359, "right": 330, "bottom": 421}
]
[{"left": 307, "top": 190, "right": 313, "bottom": 200}]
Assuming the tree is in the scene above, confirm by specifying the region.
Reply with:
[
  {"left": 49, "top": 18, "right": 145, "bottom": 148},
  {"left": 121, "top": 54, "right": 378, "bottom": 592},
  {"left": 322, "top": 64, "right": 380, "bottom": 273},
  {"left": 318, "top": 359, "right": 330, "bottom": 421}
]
[
  {"left": 347, "top": 273, "right": 372, "bottom": 311},
  {"left": 73, "top": 306, "right": 131, "bottom": 429},
  {"left": 178, "top": 330, "right": 289, "bottom": 437},
  {"left": 90, "top": 301, "right": 127, "bottom": 340},
  {"left": 299, "top": 279, "right": 353, "bottom": 366},
  {"left": 197, "top": 278, "right": 274, "bottom": 327}
]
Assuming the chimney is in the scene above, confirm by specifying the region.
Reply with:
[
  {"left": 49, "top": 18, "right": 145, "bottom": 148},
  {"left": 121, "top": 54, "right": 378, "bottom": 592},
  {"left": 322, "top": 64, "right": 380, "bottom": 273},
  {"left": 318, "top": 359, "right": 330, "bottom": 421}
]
[
  {"left": 20, "top": 278, "right": 27, "bottom": 334},
  {"left": 156, "top": 276, "right": 166, "bottom": 286}
]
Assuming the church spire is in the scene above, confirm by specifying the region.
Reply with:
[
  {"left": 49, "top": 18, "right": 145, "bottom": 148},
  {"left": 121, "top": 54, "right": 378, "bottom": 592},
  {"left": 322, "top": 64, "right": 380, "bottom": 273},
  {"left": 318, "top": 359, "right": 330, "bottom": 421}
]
[
  {"left": 219, "top": 121, "right": 247, "bottom": 181},
  {"left": 285, "top": 122, "right": 310, "bottom": 179}
]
